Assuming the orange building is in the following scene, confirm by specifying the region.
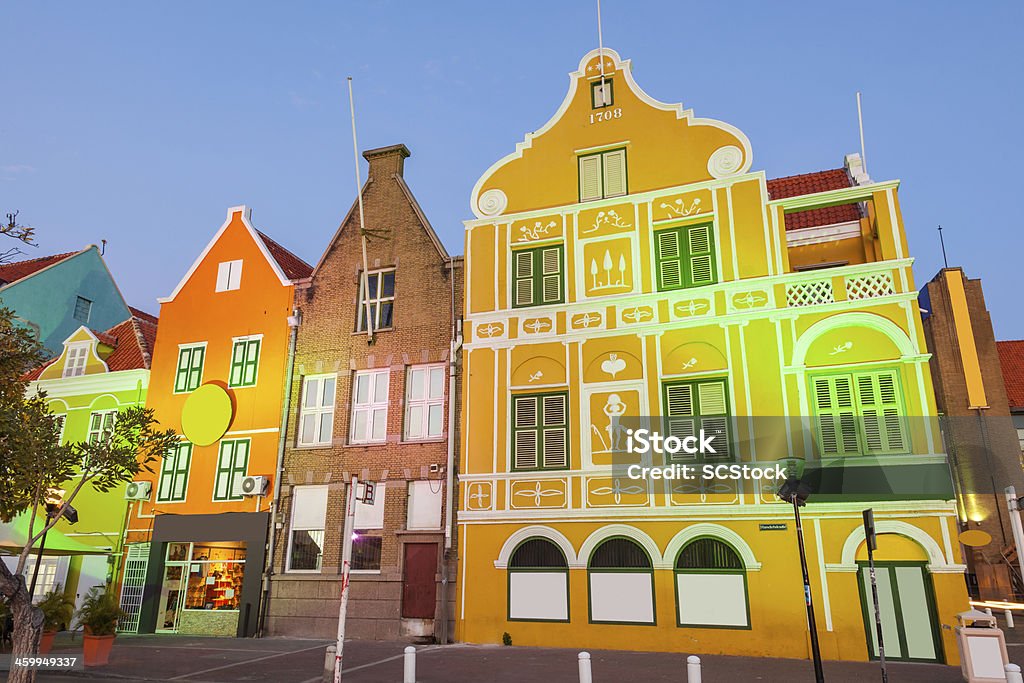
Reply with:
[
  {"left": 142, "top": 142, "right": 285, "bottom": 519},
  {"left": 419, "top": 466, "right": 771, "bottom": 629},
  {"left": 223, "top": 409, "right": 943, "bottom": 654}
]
[{"left": 121, "top": 206, "right": 311, "bottom": 637}]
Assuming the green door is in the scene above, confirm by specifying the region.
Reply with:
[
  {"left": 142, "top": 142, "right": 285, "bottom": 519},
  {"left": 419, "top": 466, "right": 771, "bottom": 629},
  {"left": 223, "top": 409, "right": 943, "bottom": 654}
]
[{"left": 858, "top": 562, "right": 943, "bottom": 663}]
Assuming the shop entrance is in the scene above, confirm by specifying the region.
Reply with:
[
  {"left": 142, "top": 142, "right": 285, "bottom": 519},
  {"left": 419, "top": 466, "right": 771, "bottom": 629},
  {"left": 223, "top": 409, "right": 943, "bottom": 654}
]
[
  {"left": 155, "top": 541, "right": 246, "bottom": 635},
  {"left": 857, "top": 561, "right": 943, "bottom": 663}
]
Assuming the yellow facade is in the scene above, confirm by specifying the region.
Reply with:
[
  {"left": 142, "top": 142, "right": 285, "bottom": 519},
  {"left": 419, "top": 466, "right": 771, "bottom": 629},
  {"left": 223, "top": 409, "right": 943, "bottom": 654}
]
[{"left": 457, "top": 48, "right": 968, "bottom": 663}]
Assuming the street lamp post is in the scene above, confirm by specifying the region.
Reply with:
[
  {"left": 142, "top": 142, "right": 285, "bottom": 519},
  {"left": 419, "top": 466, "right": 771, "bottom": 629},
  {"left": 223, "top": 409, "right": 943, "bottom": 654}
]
[
  {"left": 28, "top": 492, "right": 78, "bottom": 599},
  {"left": 778, "top": 478, "right": 825, "bottom": 683}
]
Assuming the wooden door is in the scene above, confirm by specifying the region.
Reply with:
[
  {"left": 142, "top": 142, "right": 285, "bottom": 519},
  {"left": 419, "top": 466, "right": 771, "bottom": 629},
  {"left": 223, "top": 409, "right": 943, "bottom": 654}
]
[
  {"left": 402, "top": 543, "right": 437, "bottom": 619},
  {"left": 858, "top": 562, "right": 942, "bottom": 662}
]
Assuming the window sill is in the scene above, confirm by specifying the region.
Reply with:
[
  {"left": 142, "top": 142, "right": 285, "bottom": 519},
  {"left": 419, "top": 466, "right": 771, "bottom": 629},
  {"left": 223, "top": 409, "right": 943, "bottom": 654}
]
[
  {"left": 351, "top": 327, "right": 394, "bottom": 336},
  {"left": 293, "top": 444, "right": 334, "bottom": 451},
  {"left": 401, "top": 437, "right": 446, "bottom": 445},
  {"left": 345, "top": 441, "right": 390, "bottom": 448},
  {"left": 350, "top": 569, "right": 382, "bottom": 575}
]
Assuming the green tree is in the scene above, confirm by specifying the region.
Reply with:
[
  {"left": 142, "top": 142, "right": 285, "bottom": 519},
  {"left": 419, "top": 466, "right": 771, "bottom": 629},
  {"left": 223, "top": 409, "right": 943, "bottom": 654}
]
[{"left": 0, "top": 307, "right": 176, "bottom": 683}]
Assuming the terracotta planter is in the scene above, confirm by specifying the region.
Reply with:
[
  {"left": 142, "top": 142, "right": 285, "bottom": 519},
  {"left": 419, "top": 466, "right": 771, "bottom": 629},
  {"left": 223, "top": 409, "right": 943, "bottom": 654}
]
[
  {"left": 82, "top": 633, "right": 115, "bottom": 666},
  {"left": 39, "top": 630, "right": 57, "bottom": 655}
]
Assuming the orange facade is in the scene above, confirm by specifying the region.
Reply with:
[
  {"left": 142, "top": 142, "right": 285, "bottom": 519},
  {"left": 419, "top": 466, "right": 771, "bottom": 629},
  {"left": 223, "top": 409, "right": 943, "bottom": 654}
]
[{"left": 123, "top": 206, "right": 310, "bottom": 636}]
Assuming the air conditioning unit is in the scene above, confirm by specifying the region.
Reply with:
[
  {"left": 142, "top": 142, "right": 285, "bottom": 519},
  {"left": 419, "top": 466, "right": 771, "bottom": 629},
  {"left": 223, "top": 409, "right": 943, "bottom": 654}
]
[
  {"left": 235, "top": 475, "right": 269, "bottom": 497},
  {"left": 125, "top": 481, "right": 151, "bottom": 501}
]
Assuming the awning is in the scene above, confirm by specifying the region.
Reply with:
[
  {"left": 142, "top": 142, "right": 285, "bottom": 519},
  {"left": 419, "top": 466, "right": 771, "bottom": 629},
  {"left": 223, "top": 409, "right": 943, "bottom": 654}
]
[{"left": 0, "top": 511, "right": 108, "bottom": 556}]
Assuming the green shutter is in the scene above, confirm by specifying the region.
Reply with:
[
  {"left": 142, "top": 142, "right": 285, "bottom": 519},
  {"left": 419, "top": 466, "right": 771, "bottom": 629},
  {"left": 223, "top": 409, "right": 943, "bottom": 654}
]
[
  {"left": 541, "top": 247, "right": 562, "bottom": 304},
  {"left": 513, "top": 396, "right": 539, "bottom": 469},
  {"left": 686, "top": 225, "right": 716, "bottom": 286},
  {"left": 541, "top": 394, "right": 567, "bottom": 468},
  {"left": 854, "top": 371, "right": 906, "bottom": 454},
  {"left": 656, "top": 229, "right": 684, "bottom": 291},
  {"left": 188, "top": 347, "right": 204, "bottom": 391},
  {"left": 655, "top": 225, "right": 717, "bottom": 291},
  {"left": 579, "top": 155, "right": 602, "bottom": 201},
  {"left": 697, "top": 381, "right": 730, "bottom": 458},
  {"left": 175, "top": 348, "right": 190, "bottom": 392},
  {"left": 514, "top": 251, "right": 534, "bottom": 307},
  {"left": 229, "top": 343, "right": 245, "bottom": 386},
  {"left": 512, "top": 393, "right": 568, "bottom": 471},
  {"left": 664, "top": 380, "right": 730, "bottom": 460},
  {"left": 513, "top": 246, "right": 563, "bottom": 308}
]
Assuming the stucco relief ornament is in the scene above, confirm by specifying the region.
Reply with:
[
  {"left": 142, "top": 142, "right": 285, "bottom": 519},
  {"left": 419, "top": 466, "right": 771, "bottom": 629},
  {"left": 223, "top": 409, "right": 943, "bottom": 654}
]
[
  {"left": 572, "top": 312, "right": 602, "bottom": 329},
  {"left": 527, "top": 370, "right": 544, "bottom": 383},
  {"left": 829, "top": 341, "right": 854, "bottom": 356},
  {"left": 590, "top": 478, "right": 645, "bottom": 505},
  {"left": 514, "top": 481, "right": 563, "bottom": 507},
  {"left": 681, "top": 357, "right": 698, "bottom": 370},
  {"left": 517, "top": 220, "right": 557, "bottom": 242},
  {"left": 660, "top": 197, "right": 702, "bottom": 219},
  {"left": 600, "top": 353, "right": 627, "bottom": 379},
  {"left": 477, "top": 188, "right": 508, "bottom": 217},
  {"left": 590, "top": 251, "right": 628, "bottom": 291},
  {"left": 707, "top": 145, "right": 744, "bottom": 179},
  {"left": 583, "top": 209, "right": 631, "bottom": 234}
]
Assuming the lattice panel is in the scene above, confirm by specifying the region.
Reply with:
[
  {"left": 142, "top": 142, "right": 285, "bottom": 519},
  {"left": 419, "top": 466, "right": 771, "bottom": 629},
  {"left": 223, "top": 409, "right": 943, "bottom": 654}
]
[
  {"left": 117, "top": 543, "right": 150, "bottom": 634},
  {"left": 846, "top": 272, "right": 895, "bottom": 300},
  {"left": 786, "top": 280, "right": 834, "bottom": 307}
]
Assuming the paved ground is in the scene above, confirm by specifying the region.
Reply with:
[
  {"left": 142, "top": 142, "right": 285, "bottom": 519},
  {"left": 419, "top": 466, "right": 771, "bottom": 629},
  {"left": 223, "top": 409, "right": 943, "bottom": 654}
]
[{"left": 2, "top": 631, "right": 977, "bottom": 683}]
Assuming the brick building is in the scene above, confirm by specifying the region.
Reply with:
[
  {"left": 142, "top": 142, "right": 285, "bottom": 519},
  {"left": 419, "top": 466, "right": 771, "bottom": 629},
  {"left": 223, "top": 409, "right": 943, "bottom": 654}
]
[
  {"left": 265, "top": 144, "right": 463, "bottom": 641},
  {"left": 920, "top": 267, "right": 1024, "bottom": 598}
]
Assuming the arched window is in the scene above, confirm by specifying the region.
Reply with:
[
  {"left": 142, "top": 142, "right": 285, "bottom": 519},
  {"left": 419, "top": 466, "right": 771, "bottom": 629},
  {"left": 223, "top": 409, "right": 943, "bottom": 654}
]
[
  {"left": 507, "top": 538, "right": 569, "bottom": 622},
  {"left": 587, "top": 537, "right": 655, "bottom": 624},
  {"left": 675, "top": 538, "right": 749, "bottom": 628}
]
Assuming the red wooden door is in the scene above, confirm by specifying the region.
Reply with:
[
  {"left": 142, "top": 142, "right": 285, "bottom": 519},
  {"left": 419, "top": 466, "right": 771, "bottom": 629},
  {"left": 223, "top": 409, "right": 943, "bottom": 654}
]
[{"left": 402, "top": 543, "right": 438, "bottom": 619}]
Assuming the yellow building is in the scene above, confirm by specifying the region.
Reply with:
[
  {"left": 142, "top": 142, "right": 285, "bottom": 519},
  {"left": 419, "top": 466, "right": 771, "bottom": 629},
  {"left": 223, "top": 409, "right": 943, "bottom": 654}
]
[{"left": 456, "top": 48, "right": 969, "bottom": 664}]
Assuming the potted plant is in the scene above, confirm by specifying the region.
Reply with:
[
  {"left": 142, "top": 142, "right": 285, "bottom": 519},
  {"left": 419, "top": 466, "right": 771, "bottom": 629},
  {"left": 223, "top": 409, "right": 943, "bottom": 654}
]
[
  {"left": 37, "top": 585, "right": 75, "bottom": 654},
  {"left": 75, "top": 586, "right": 124, "bottom": 666}
]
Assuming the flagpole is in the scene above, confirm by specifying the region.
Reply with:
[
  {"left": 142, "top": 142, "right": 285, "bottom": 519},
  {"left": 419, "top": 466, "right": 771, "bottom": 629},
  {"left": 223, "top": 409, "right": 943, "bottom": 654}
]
[{"left": 347, "top": 77, "right": 375, "bottom": 344}]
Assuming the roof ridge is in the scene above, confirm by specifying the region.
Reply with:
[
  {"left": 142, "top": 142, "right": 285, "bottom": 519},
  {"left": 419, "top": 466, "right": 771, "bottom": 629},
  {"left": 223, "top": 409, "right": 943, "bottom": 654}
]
[
  {"left": 0, "top": 249, "right": 79, "bottom": 266},
  {"left": 129, "top": 317, "right": 153, "bottom": 369}
]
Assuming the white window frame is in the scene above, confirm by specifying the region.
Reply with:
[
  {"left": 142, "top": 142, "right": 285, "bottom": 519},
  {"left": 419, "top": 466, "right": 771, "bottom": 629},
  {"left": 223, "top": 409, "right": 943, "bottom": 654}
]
[
  {"left": 298, "top": 374, "right": 337, "bottom": 447},
  {"left": 286, "top": 485, "right": 329, "bottom": 573},
  {"left": 216, "top": 260, "right": 243, "bottom": 292},
  {"left": 356, "top": 268, "right": 396, "bottom": 333},
  {"left": 404, "top": 364, "right": 446, "bottom": 441},
  {"left": 63, "top": 342, "right": 91, "bottom": 378},
  {"left": 350, "top": 369, "right": 389, "bottom": 444}
]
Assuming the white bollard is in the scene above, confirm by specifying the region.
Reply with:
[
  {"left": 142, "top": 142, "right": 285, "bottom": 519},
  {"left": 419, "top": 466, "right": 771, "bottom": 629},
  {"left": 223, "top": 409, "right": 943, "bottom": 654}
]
[
  {"left": 322, "top": 645, "right": 336, "bottom": 683},
  {"left": 986, "top": 607, "right": 994, "bottom": 617},
  {"left": 578, "top": 651, "right": 593, "bottom": 683},
  {"left": 404, "top": 646, "right": 416, "bottom": 683},
  {"left": 1006, "top": 609, "right": 1016, "bottom": 629},
  {"left": 1006, "top": 663, "right": 1023, "bottom": 683},
  {"left": 687, "top": 655, "right": 702, "bottom": 683}
]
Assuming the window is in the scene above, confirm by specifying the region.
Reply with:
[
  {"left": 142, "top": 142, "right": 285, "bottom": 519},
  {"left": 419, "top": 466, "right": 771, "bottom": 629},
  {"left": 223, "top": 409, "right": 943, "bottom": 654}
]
[
  {"left": 662, "top": 379, "right": 731, "bottom": 460},
  {"left": 1018, "top": 427, "right": 1024, "bottom": 453},
  {"left": 579, "top": 148, "right": 627, "bottom": 202},
  {"left": 174, "top": 344, "right": 206, "bottom": 393},
  {"left": 298, "top": 375, "right": 336, "bottom": 447},
  {"left": 214, "top": 439, "right": 250, "bottom": 501},
  {"left": 53, "top": 415, "right": 66, "bottom": 444},
  {"left": 356, "top": 269, "right": 395, "bottom": 332},
  {"left": 354, "top": 482, "right": 385, "bottom": 529},
  {"left": 513, "top": 245, "right": 564, "bottom": 308},
  {"left": 73, "top": 296, "right": 92, "bottom": 323},
  {"left": 405, "top": 364, "right": 445, "bottom": 440},
  {"left": 654, "top": 224, "right": 717, "bottom": 291},
  {"left": 508, "top": 538, "right": 569, "bottom": 622},
  {"left": 407, "top": 480, "right": 443, "bottom": 530},
  {"left": 675, "top": 538, "right": 749, "bottom": 628},
  {"left": 587, "top": 537, "right": 655, "bottom": 624},
  {"left": 228, "top": 337, "right": 260, "bottom": 388},
  {"left": 350, "top": 369, "right": 389, "bottom": 444},
  {"left": 352, "top": 536, "right": 382, "bottom": 571},
  {"left": 216, "top": 260, "right": 243, "bottom": 292},
  {"left": 63, "top": 343, "right": 90, "bottom": 378},
  {"left": 157, "top": 442, "right": 193, "bottom": 503},
  {"left": 591, "top": 78, "right": 613, "bottom": 108},
  {"left": 811, "top": 370, "right": 907, "bottom": 456},
  {"left": 511, "top": 393, "right": 568, "bottom": 470},
  {"left": 287, "top": 485, "right": 328, "bottom": 572},
  {"left": 87, "top": 410, "right": 118, "bottom": 445}
]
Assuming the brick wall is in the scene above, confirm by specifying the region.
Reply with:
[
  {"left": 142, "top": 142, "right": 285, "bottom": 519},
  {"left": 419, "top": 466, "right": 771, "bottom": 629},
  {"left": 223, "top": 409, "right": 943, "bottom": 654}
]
[{"left": 266, "top": 144, "right": 463, "bottom": 640}]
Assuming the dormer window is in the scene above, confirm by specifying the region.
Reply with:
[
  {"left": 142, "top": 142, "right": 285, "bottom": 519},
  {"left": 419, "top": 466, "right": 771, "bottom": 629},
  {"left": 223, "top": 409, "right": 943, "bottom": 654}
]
[
  {"left": 579, "top": 148, "right": 627, "bottom": 202},
  {"left": 63, "top": 342, "right": 90, "bottom": 378},
  {"left": 74, "top": 296, "right": 92, "bottom": 323},
  {"left": 591, "top": 79, "right": 613, "bottom": 108},
  {"left": 216, "top": 260, "right": 243, "bottom": 292}
]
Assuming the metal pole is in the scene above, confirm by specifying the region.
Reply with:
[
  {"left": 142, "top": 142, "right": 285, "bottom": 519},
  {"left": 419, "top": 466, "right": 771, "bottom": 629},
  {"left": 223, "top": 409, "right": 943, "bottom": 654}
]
[
  {"left": 792, "top": 495, "right": 825, "bottom": 683},
  {"left": 1005, "top": 487, "right": 1024, "bottom": 592},
  {"left": 333, "top": 476, "right": 358, "bottom": 683},
  {"left": 856, "top": 91, "right": 867, "bottom": 176},
  {"left": 346, "top": 77, "right": 374, "bottom": 344},
  {"left": 866, "top": 534, "right": 889, "bottom": 683},
  {"left": 27, "top": 525, "right": 50, "bottom": 599}
]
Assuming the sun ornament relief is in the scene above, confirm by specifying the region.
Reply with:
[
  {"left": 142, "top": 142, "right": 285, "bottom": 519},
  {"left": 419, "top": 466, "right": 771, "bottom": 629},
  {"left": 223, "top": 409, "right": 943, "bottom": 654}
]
[
  {"left": 707, "top": 145, "right": 744, "bottom": 179},
  {"left": 478, "top": 189, "right": 508, "bottom": 217}
]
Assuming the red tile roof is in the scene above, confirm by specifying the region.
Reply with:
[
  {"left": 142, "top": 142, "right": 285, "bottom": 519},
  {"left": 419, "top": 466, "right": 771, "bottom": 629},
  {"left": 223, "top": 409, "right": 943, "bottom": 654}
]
[
  {"left": 997, "top": 340, "right": 1024, "bottom": 410},
  {"left": 21, "top": 313, "right": 158, "bottom": 380},
  {"left": 0, "top": 251, "right": 79, "bottom": 286},
  {"left": 767, "top": 168, "right": 862, "bottom": 231},
  {"left": 256, "top": 231, "right": 313, "bottom": 281},
  {"left": 128, "top": 306, "right": 158, "bottom": 325}
]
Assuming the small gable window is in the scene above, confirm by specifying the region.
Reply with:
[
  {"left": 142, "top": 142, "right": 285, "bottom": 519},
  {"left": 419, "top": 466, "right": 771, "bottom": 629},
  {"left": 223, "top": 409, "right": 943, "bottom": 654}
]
[
  {"left": 216, "top": 260, "right": 243, "bottom": 292},
  {"left": 73, "top": 296, "right": 92, "bottom": 323},
  {"left": 63, "top": 342, "right": 90, "bottom": 378},
  {"left": 579, "top": 149, "right": 627, "bottom": 202},
  {"left": 591, "top": 79, "right": 613, "bottom": 108}
]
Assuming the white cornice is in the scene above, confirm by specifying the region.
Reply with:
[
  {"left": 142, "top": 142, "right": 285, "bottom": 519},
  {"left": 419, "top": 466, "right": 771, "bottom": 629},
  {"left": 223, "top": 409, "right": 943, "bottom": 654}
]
[
  {"left": 786, "top": 221, "right": 863, "bottom": 247},
  {"left": 28, "top": 368, "right": 150, "bottom": 399}
]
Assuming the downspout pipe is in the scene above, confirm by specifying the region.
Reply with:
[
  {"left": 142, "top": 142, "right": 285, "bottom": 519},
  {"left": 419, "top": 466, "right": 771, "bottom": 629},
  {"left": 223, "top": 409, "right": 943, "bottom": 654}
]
[
  {"left": 440, "top": 260, "right": 462, "bottom": 644},
  {"left": 257, "top": 307, "right": 300, "bottom": 637}
]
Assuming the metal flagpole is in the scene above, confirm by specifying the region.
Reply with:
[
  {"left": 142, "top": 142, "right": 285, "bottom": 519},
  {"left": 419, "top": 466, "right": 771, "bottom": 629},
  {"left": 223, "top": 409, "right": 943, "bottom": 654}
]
[
  {"left": 856, "top": 92, "right": 867, "bottom": 176},
  {"left": 334, "top": 475, "right": 359, "bottom": 683},
  {"left": 792, "top": 494, "right": 825, "bottom": 683},
  {"left": 863, "top": 509, "right": 888, "bottom": 683},
  {"left": 346, "top": 78, "right": 375, "bottom": 344}
]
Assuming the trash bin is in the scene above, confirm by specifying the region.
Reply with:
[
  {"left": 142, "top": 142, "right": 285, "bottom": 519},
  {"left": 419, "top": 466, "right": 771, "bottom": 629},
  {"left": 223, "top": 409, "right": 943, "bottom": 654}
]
[{"left": 956, "top": 608, "right": 1010, "bottom": 682}]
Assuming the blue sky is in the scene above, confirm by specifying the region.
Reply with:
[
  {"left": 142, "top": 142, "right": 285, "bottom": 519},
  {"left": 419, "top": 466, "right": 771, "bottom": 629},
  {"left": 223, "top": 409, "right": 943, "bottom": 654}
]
[{"left": 3, "top": 1, "right": 1022, "bottom": 337}]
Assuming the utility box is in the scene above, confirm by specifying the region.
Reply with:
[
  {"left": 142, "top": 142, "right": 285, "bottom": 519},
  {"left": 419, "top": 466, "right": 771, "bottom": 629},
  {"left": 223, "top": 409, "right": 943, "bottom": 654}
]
[{"left": 956, "top": 609, "right": 1009, "bottom": 682}]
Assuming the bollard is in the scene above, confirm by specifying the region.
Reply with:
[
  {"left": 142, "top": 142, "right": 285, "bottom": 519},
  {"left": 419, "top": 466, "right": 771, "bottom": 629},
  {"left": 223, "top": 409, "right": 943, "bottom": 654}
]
[
  {"left": 687, "top": 655, "right": 702, "bottom": 683},
  {"left": 404, "top": 646, "right": 416, "bottom": 683},
  {"left": 986, "top": 607, "right": 994, "bottom": 617},
  {"left": 578, "top": 651, "right": 592, "bottom": 683},
  {"left": 1007, "top": 609, "right": 1016, "bottom": 629},
  {"left": 322, "top": 645, "right": 336, "bottom": 683},
  {"left": 1006, "top": 663, "right": 1023, "bottom": 683}
]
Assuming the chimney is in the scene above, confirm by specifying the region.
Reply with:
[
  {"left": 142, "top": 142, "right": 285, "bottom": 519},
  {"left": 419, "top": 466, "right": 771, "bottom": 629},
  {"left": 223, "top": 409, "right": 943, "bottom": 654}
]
[{"left": 363, "top": 144, "right": 411, "bottom": 179}]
